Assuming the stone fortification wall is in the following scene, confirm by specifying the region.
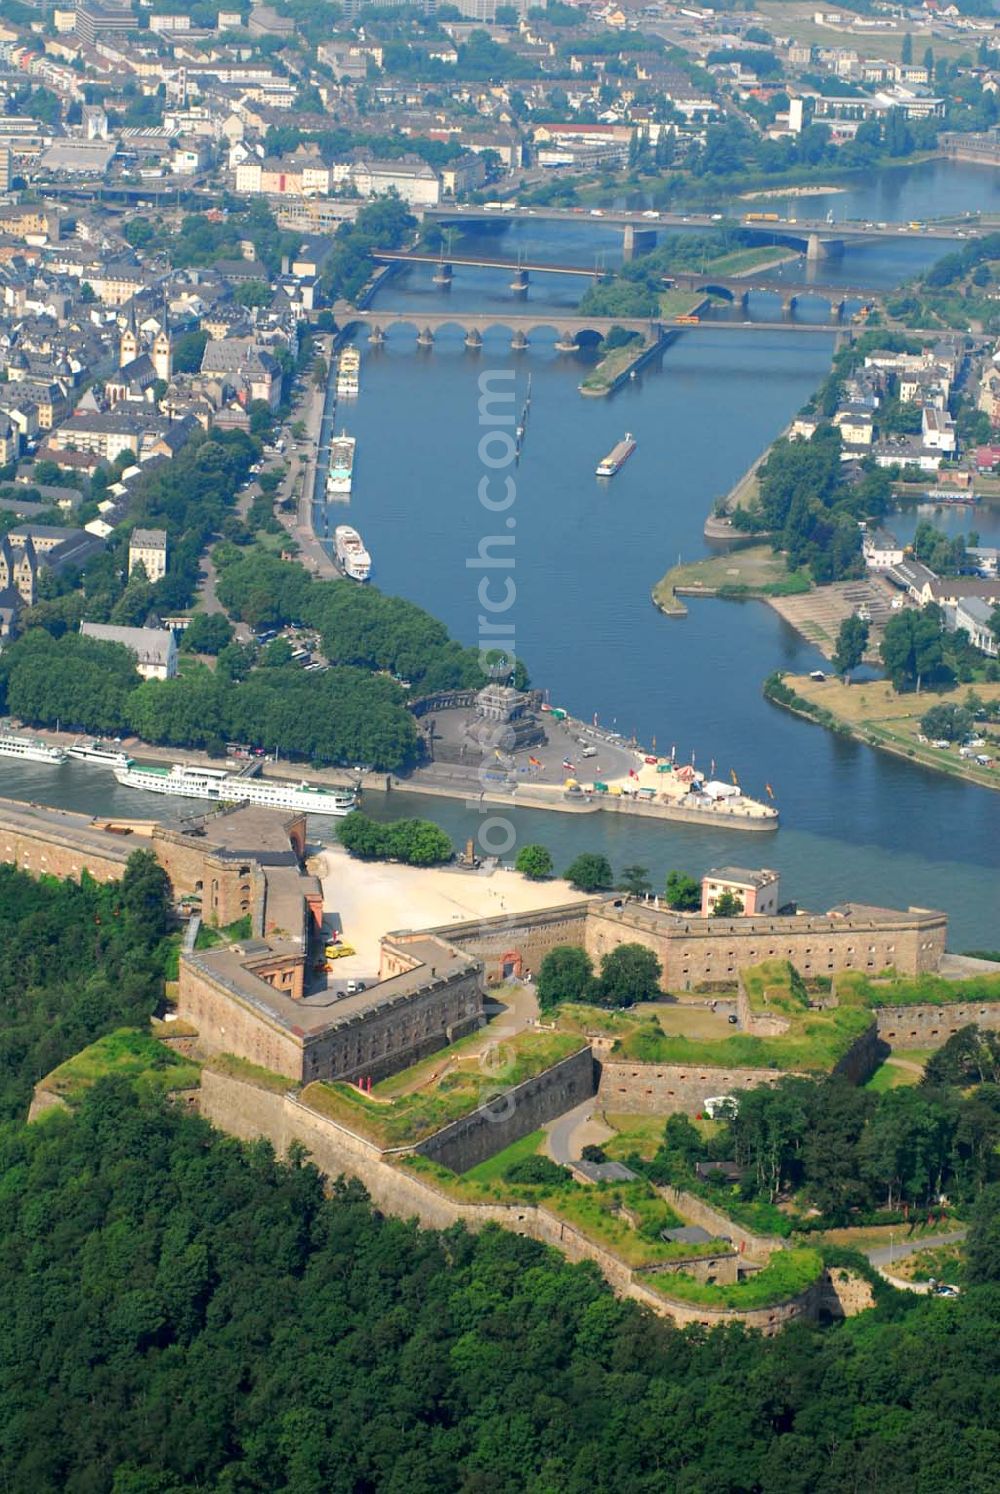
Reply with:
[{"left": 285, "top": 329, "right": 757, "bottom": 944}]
[
  {"left": 151, "top": 827, "right": 261, "bottom": 926},
  {"left": 419, "top": 901, "right": 590, "bottom": 984},
  {"left": 876, "top": 1001, "right": 1000, "bottom": 1048},
  {"left": 0, "top": 805, "right": 132, "bottom": 884},
  {"left": 584, "top": 902, "right": 947, "bottom": 989},
  {"left": 660, "top": 1186, "right": 788, "bottom": 1260},
  {"left": 196, "top": 1067, "right": 814, "bottom": 1333},
  {"left": 300, "top": 967, "right": 484, "bottom": 1085},
  {"left": 832, "top": 1021, "right": 881, "bottom": 1084},
  {"left": 179, "top": 964, "right": 305, "bottom": 1080},
  {"left": 179, "top": 957, "right": 484, "bottom": 1086},
  {"left": 598, "top": 1059, "right": 788, "bottom": 1116},
  {"left": 418, "top": 1046, "right": 596, "bottom": 1173}
]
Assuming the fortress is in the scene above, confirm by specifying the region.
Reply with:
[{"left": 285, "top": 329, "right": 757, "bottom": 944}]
[{"left": 0, "top": 797, "right": 955, "bottom": 1093}]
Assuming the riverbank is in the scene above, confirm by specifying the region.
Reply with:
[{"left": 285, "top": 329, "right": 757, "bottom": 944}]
[
  {"left": 652, "top": 545, "right": 811, "bottom": 617},
  {"left": 764, "top": 673, "right": 1000, "bottom": 793}
]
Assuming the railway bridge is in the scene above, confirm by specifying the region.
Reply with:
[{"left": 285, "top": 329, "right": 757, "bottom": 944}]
[{"left": 371, "top": 250, "right": 880, "bottom": 315}]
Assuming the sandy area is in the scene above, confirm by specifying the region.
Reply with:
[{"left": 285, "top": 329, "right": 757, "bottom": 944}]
[
  {"left": 310, "top": 844, "right": 585, "bottom": 974},
  {"left": 739, "top": 185, "right": 847, "bottom": 200}
]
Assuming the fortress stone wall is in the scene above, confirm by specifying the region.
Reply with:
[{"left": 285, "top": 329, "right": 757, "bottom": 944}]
[
  {"left": 876, "top": 1001, "right": 1000, "bottom": 1048},
  {"left": 418, "top": 901, "right": 590, "bottom": 983},
  {"left": 598, "top": 1059, "right": 789, "bottom": 1116},
  {"left": 419, "top": 1046, "right": 596, "bottom": 1173},
  {"left": 436, "top": 897, "right": 948, "bottom": 992},
  {"left": 196, "top": 1066, "right": 816, "bottom": 1334}
]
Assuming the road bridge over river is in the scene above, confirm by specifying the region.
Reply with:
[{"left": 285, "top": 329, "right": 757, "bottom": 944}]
[
  {"left": 425, "top": 203, "right": 979, "bottom": 261},
  {"left": 371, "top": 249, "right": 882, "bottom": 313}
]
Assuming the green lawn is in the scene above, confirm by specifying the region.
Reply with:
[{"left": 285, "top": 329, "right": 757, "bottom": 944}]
[
  {"left": 37, "top": 1029, "right": 200, "bottom": 1107},
  {"left": 639, "top": 1247, "right": 824, "bottom": 1311},
  {"left": 464, "top": 1128, "right": 545, "bottom": 1184},
  {"left": 302, "top": 1030, "right": 586, "bottom": 1148}
]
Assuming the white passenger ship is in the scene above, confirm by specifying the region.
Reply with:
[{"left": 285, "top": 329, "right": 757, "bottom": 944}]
[
  {"left": 0, "top": 732, "right": 68, "bottom": 765},
  {"left": 113, "top": 762, "right": 357, "bottom": 817},
  {"left": 336, "top": 346, "right": 360, "bottom": 398},
  {"left": 326, "top": 433, "right": 356, "bottom": 497},
  {"left": 68, "top": 737, "right": 131, "bottom": 768}
]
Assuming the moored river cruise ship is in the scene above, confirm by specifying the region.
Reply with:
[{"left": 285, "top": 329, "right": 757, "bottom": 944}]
[
  {"left": 0, "top": 732, "right": 68, "bottom": 765},
  {"left": 113, "top": 762, "right": 357, "bottom": 817}
]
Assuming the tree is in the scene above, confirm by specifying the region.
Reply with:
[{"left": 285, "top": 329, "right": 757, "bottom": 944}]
[
  {"left": 617, "top": 865, "right": 652, "bottom": 897},
  {"left": 920, "top": 703, "right": 972, "bottom": 742},
  {"left": 832, "top": 614, "right": 869, "bottom": 680},
  {"left": 564, "top": 853, "right": 613, "bottom": 893},
  {"left": 180, "top": 612, "right": 233, "bottom": 656},
  {"left": 120, "top": 849, "right": 171, "bottom": 945},
  {"left": 711, "top": 891, "right": 744, "bottom": 918},
  {"left": 515, "top": 844, "right": 554, "bottom": 881},
  {"left": 901, "top": 32, "right": 913, "bottom": 64},
  {"left": 536, "top": 945, "right": 593, "bottom": 1011},
  {"left": 503, "top": 1155, "right": 570, "bottom": 1186},
  {"left": 965, "top": 1181, "right": 1000, "bottom": 1284},
  {"left": 880, "top": 608, "right": 947, "bottom": 691},
  {"left": 595, "top": 943, "right": 661, "bottom": 1008},
  {"left": 665, "top": 870, "right": 701, "bottom": 912}
]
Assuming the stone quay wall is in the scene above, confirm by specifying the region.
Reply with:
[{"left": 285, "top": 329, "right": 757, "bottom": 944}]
[
  {"left": 598, "top": 1059, "right": 788, "bottom": 1116},
  {"left": 196, "top": 1067, "right": 816, "bottom": 1334},
  {"left": 876, "top": 1001, "right": 1000, "bottom": 1048}
]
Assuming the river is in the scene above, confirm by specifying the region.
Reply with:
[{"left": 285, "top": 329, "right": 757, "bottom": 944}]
[{"left": 2, "top": 164, "right": 997, "bottom": 950}]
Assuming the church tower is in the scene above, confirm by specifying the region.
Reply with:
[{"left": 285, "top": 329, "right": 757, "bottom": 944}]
[
  {"left": 119, "top": 304, "right": 138, "bottom": 369},
  {"left": 152, "top": 301, "right": 172, "bottom": 382}
]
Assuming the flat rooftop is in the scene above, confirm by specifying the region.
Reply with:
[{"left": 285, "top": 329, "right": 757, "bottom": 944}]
[{"left": 186, "top": 933, "right": 479, "bottom": 1041}]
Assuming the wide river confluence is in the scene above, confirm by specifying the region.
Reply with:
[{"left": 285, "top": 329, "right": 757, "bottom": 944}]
[{"left": 2, "top": 163, "right": 998, "bottom": 947}]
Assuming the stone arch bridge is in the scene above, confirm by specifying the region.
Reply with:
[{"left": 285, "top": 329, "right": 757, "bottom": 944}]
[{"left": 339, "top": 310, "right": 853, "bottom": 350}]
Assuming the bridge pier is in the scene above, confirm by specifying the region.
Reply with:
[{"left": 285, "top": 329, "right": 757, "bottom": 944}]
[
  {"left": 831, "top": 299, "right": 846, "bottom": 323},
  {"left": 464, "top": 328, "right": 483, "bottom": 350},
  {"left": 554, "top": 334, "right": 579, "bottom": 352},
  {"left": 806, "top": 233, "right": 844, "bottom": 261},
  {"left": 781, "top": 292, "right": 798, "bottom": 314},
  {"left": 417, "top": 326, "right": 434, "bottom": 347},
  {"left": 623, "top": 224, "right": 657, "bottom": 262},
  {"left": 739, "top": 290, "right": 750, "bottom": 313},
  {"left": 368, "top": 325, "right": 384, "bottom": 347},
  {"left": 432, "top": 261, "right": 453, "bottom": 287},
  {"left": 510, "top": 268, "right": 529, "bottom": 296},
  {"left": 510, "top": 330, "right": 528, "bottom": 352}
]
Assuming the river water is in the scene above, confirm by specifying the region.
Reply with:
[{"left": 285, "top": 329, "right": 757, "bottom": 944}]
[{"left": 1, "top": 164, "right": 997, "bottom": 948}]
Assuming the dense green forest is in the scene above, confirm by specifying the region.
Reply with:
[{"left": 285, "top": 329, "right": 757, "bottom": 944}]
[
  {"left": 0, "top": 871, "right": 999, "bottom": 1489},
  {"left": 643, "top": 1059, "right": 1000, "bottom": 1221},
  {"left": 0, "top": 854, "right": 170, "bottom": 1121},
  {"left": 0, "top": 1080, "right": 997, "bottom": 1492}
]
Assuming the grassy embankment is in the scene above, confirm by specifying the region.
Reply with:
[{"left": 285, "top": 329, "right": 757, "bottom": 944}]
[
  {"left": 36, "top": 1029, "right": 201, "bottom": 1108},
  {"left": 399, "top": 1153, "right": 733, "bottom": 1268},
  {"left": 765, "top": 673, "right": 1000, "bottom": 793},
  {"left": 638, "top": 1246, "right": 824, "bottom": 1311},
  {"left": 601, "top": 962, "right": 1000, "bottom": 1074},
  {"left": 652, "top": 544, "right": 812, "bottom": 617},
  {"left": 301, "top": 1029, "right": 585, "bottom": 1147}
]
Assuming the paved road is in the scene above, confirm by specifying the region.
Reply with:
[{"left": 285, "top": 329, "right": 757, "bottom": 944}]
[
  {"left": 547, "top": 1099, "right": 596, "bottom": 1166},
  {"left": 866, "top": 1227, "right": 966, "bottom": 1268}
]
